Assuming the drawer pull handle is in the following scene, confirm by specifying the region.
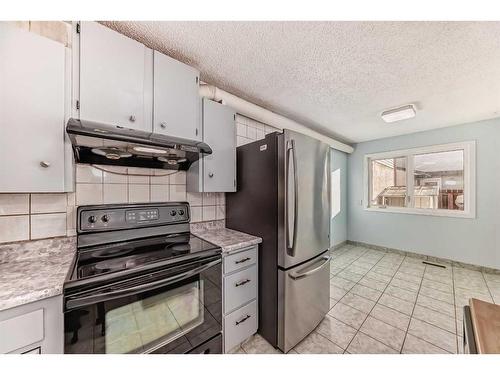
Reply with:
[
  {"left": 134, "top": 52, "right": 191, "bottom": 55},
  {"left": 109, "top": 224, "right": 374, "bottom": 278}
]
[
  {"left": 235, "top": 257, "right": 251, "bottom": 264},
  {"left": 235, "top": 315, "right": 251, "bottom": 325},
  {"left": 235, "top": 279, "right": 251, "bottom": 287}
]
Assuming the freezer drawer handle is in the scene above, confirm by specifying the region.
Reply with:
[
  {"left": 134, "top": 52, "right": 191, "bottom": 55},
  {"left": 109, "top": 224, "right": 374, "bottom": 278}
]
[
  {"left": 289, "top": 255, "right": 331, "bottom": 280},
  {"left": 235, "top": 315, "right": 251, "bottom": 325},
  {"left": 235, "top": 279, "right": 251, "bottom": 287},
  {"left": 235, "top": 257, "right": 251, "bottom": 264}
]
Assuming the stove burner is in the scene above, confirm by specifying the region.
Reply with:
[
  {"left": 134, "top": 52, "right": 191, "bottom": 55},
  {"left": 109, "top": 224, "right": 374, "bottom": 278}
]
[{"left": 75, "top": 233, "right": 218, "bottom": 279}]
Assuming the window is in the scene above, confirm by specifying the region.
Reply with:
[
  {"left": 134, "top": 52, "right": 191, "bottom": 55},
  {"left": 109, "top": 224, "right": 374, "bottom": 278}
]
[
  {"left": 364, "top": 141, "right": 475, "bottom": 218},
  {"left": 331, "top": 169, "right": 341, "bottom": 218}
]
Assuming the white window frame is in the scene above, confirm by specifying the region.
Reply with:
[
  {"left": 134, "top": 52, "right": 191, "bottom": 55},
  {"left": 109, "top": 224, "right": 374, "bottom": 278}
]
[{"left": 363, "top": 141, "right": 476, "bottom": 218}]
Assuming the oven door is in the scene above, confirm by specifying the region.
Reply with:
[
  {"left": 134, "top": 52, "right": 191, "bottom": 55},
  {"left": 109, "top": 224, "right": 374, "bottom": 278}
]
[{"left": 64, "top": 256, "right": 222, "bottom": 354}]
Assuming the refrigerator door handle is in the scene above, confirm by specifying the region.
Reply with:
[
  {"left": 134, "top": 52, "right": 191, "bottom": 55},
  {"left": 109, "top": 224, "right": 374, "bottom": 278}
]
[
  {"left": 286, "top": 139, "right": 298, "bottom": 255},
  {"left": 288, "top": 255, "right": 331, "bottom": 280}
]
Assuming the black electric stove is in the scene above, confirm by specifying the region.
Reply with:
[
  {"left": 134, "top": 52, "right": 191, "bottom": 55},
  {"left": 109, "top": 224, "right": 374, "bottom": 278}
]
[{"left": 63, "top": 202, "right": 223, "bottom": 354}]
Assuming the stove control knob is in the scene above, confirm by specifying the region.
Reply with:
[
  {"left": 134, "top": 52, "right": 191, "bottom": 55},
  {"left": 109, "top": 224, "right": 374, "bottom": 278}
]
[
  {"left": 170, "top": 210, "right": 177, "bottom": 217},
  {"left": 178, "top": 209, "right": 185, "bottom": 216},
  {"left": 88, "top": 215, "right": 97, "bottom": 224},
  {"left": 101, "top": 215, "right": 109, "bottom": 223}
]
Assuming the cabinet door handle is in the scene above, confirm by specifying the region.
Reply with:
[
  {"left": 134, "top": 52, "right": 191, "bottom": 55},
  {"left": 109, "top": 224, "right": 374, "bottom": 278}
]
[
  {"left": 235, "top": 279, "right": 251, "bottom": 287},
  {"left": 129, "top": 115, "right": 136, "bottom": 122},
  {"left": 235, "top": 257, "right": 251, "bottom": 264},
  {"left": 40, "top": 161, "right": 50, "bottom": 168},
  {"left": 235, "top": 315, "right": 251, "bottom": 325},
  {"left": 160, "top": 122, "right": 167, "bottom": 129},
  {"left": 208, "top": 172, "right": 214, "bottom": 178}
]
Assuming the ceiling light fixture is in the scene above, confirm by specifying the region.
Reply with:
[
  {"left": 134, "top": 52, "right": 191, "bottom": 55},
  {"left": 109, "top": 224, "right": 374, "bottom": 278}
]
[{"left": 381, "top": 104, "right": 416, "bottom": 123}]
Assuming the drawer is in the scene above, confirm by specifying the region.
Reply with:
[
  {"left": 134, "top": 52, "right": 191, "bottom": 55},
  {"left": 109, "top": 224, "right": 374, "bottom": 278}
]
[
  {"left": 224, "top": 246, "right": 257, "bottom": 274},
  {"left": 224, "top": 264, "right": 257, "bottom": 314},
  {"left": 224, "top": 300, "right": 257, "bottom": 352},
  {"left": 0, "top": 309, "right": 44, "bottom": 353}
]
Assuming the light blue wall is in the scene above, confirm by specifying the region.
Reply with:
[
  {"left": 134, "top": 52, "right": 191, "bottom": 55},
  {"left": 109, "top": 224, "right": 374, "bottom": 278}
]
[
  {"left": 331, "top": 149, "right": 348, "bottom": 247},
  {"left": 347, "top": 117, "right": 500, "bottom": 269}
]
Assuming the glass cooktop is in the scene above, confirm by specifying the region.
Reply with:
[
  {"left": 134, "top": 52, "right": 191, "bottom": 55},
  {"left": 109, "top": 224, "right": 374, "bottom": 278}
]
[{"left": 75, "top": 233, "right": 220, "bottom": 279}]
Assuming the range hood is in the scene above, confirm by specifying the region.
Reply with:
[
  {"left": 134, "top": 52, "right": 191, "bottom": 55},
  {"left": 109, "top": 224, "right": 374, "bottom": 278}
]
[{"left": 66, "top": 118, "right": 212, "bottom": 170}]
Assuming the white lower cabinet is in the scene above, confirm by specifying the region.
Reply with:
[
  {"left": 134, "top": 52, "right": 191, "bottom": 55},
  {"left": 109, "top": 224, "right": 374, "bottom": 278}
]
[
  {"left": 224, "top": 300, "right": 258, "bottom": 352},
  {"left": 222, "top": 245, "right": 259, "bottom": 353},
  {"left": 0, "top": 295, "right": 63, "bottom": 354}
]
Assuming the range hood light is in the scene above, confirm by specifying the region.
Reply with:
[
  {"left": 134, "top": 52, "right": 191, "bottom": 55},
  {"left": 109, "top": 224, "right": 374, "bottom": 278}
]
[
  {"left": 91, "top": 147, "right": 132, "bottom": 160},
  {"left": 132, "top": 146, "right": 168, "bottom": 154},
  {"left": 381, "top": 104, "right": 416, "bottom": 123}
]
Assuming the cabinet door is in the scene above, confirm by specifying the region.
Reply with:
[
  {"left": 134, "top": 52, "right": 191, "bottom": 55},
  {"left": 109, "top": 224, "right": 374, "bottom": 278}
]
[
  {"left": 0, "top": 24, "right": 66, "bottom": 192},
  {"left": 203, "top": 99, "right": 236, "bottom": 192},
  {"left": 79, "top": 22, "right": 151, "bottom": 131},
  {"left": 153, "top": 51, "right": 201, "bottom": 141}
]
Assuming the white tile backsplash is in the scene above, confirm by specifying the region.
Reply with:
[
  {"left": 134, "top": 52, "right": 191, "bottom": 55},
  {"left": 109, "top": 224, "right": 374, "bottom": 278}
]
[
  {"left": 76, "top": 183, "right": 103, "bottom": 205},
  {"left": 191, "top": 206, "right": 202, "bottom": 222},
  {"left": 202, "top": 206, "right": 216, "bottom": 221},
  {"left": 247, "top": 126, "right": 257, "bottom": 139},
  {"left": 216, "top": 205, "right": 225, "bottom": 220},
  {"left": 102, "top": 166, "right": 128, "bottom": 184},
  {"left": 237, "top": 123, "right": 247, "bottom": 137},
  {"left": 128, "top": 167, "right": 151, "bottom": 184},
  {"left": 0, "top": 194, "right": 29, "bottom": 216},
  {"left": 128, "top": 184, "right": 150, "bottom": 203},
  {"left": 31, "top": 193, "right": 67, "bottom": 214},
  {"left": 187, "top": 192, "right": 203, "bottom": 207},
  {"left": 103, "top": 184, "right": 128, "bottom": 204},
  {"left": 170, "top": 171, "right": 186, "bottom": 185},
  {"left": 0, "top": 215, "right": 30, "bottom": 242},
  {"left": 30, "top": 213, "right": 67, "bottom": 239},
  {"left": 150, "top": 170, "right": 170, "bottom": 185},
  {"left": 202, "top": 192, "right": 216, "bottom": 206},
  {"left": 0, "top": 116, "right": 280, "bottom": 244},
  {"left": 76, "top": 164, "right": 102, "bottom": 183},
  {"left": 150, "top": 185, "right": 169, "bottom": 202},
  {"left": 169, "top": 184, "right": 186, "bottom": 201},
  {"left": 216, "top": 193, "right": 225, "bottom": 206}
]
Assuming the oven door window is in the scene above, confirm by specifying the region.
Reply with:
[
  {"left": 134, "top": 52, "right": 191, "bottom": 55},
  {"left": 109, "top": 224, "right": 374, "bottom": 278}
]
[
  {"left": 105, "top": 280, "right": 203, "bottom": 353},
  {"left": 64, "top": 259, "right": 222, "bottom": 354}
]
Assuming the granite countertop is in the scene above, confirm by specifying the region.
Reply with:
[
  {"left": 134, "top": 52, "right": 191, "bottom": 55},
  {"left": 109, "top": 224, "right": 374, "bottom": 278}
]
[
  {"left": 191, "top": 227, "right": 262, "bottom": 253},
  {"left": 0, "top": 237, "right": 76, "bottom": 312}
]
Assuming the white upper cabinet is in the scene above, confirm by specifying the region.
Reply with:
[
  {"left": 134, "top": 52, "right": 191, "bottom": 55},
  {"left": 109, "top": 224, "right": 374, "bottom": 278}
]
[
  {"left": 0, "top": 24, "right": 66, "bottom": 192},
  {"left": 153, "top": 51, "right": 201, "bottom": 141},
  {"left": 79, "top": 22, "right": 152, "bottom": 132},
  {"left": 187, "top": 99, "right": 236, "bottom": 193}
]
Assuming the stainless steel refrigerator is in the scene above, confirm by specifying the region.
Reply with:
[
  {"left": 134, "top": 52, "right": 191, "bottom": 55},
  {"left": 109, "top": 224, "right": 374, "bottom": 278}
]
[{"left": 226, "top": 129, "right": 331, "bottom": 353}]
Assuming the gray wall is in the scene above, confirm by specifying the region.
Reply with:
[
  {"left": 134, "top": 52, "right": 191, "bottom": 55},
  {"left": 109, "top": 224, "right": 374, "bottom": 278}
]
[
  {"left": 331, "top": 149, "right": 348, "bottom": 247},
  {"left": 347, "top": 117, "right": 500, "bottom": 269}
]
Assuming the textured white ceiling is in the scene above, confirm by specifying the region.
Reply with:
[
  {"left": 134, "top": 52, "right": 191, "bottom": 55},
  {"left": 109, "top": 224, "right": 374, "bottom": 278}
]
[{"left": 102, "top": 21, "right": 500, "bottom": 143}]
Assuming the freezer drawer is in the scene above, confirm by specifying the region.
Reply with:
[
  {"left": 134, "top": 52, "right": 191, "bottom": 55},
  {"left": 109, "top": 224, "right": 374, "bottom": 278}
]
[{"left": 278, "top": 252, "right": 330, "bottom": 353}]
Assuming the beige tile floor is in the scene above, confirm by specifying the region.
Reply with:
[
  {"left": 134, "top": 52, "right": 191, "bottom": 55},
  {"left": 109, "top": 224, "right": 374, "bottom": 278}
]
[{"left": 230, "top": 244, "right": 500, "bottom": 354}]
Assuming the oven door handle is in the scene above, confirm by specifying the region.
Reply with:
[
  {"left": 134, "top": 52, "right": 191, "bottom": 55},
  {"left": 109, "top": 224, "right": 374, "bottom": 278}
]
[{"left": 66, "top": 258, "right": 221, "bottom": 310}]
